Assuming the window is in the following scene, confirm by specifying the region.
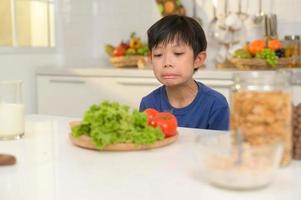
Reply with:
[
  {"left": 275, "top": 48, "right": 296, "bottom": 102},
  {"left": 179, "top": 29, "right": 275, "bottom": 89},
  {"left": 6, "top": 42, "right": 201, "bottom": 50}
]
[{"left": 0, "top": 0, "right": 55, "bottom": 48}]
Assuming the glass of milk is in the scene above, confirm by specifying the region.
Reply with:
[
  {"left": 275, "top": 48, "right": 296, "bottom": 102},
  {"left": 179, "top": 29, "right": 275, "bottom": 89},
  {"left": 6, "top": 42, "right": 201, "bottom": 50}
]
[{"left": 0, "top": 80, "right": 24, "bottom": 140}]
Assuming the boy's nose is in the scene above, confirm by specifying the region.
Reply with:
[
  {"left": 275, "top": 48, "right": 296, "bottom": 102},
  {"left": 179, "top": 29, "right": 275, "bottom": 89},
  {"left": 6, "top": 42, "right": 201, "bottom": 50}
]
[
  {"left": 162, "top": 55, "right": 172, "bottom": 68},
  {"left": 163, "top": 64, "right": 173, "bottom": 68}
]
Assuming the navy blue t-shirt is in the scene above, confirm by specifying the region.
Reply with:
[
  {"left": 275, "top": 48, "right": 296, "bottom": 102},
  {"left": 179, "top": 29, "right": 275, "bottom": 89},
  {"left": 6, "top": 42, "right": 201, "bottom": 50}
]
[{"left": 139, "top": 81, "right": 229, "bottom": 130}]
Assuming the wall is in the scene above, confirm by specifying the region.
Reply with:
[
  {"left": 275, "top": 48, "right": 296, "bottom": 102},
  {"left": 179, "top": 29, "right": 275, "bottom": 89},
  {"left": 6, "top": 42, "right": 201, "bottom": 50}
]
[
  {"left": 1, "top": 0, "right": 301, "bottom": 114},
  {"left": 0, "top": 0, "right": 64, "bottom": 114},
  {"left": 58, "top": 0, "right": 161, "bottom": 68},
  {"left": 0, "top": 53, "right": 61, "bottom": 113},
  {"left": 58, "top": 0, "right": 301, "bottom": 68}
]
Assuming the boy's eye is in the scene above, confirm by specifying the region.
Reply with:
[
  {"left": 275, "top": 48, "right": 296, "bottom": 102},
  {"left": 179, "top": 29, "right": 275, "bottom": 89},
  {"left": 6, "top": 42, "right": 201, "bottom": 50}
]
[
  {"left": 174, "top": 52, "right": 184, "bottom": 56},
  {"left": 153, "top": 54, "right": 162, "bottom": 57}
]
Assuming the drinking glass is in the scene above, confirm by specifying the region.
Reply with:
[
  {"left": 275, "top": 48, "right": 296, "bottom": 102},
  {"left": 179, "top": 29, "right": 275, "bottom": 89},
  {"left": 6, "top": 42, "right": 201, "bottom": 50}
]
[{"left": 0, "top": 80, "right": 24, "bottom": 140}]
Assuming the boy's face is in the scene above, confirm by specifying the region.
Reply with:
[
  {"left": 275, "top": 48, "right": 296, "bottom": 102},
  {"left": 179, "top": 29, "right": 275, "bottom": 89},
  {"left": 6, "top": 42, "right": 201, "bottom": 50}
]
[{"left": 151, "top": 40, "right": 205, "bottom": 87}]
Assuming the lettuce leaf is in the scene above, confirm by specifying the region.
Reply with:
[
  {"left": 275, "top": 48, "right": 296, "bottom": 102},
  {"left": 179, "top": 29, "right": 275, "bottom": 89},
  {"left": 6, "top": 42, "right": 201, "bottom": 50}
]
[{"left": 71, "top": 101, "right": 164, "bottom": 149}]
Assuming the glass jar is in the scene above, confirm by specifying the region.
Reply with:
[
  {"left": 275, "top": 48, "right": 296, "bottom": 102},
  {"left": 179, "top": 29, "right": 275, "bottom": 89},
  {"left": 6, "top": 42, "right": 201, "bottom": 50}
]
[
  {"left": 283, "top": 35, "right": 300, "bottom": 67},
  {"left": 290, "top": 69, "right": 301, "bottom": 160},
  {"left": 230, "top": 71, "right": 292, "bottom": 167}
]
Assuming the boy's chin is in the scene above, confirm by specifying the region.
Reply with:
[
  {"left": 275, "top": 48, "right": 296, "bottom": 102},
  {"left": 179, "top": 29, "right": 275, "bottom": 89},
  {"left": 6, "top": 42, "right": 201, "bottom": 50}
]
[{"left": 161, "top": 81, "right": 179, "bottom": 87}]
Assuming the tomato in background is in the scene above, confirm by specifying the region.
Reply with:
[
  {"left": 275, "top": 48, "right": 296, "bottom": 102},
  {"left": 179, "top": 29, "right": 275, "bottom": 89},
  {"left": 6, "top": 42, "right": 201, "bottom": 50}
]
[
  {"left": 113, "top": 46, "right": 126, "bottom": 57},
  {"left": 155, "top": 112, "right": 177, "bottom": 138}
]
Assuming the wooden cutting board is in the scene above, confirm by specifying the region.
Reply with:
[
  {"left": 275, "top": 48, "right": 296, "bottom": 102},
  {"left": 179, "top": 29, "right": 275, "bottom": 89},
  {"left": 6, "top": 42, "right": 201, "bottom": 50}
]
[{"left": 69, "top": 121, "right": 178, "bottom": 151}]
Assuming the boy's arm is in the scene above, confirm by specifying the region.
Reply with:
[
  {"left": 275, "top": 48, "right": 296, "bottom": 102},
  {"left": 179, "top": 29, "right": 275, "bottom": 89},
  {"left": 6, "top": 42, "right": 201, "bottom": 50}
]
[{"left": 208, "top": 106, "right": 230, "bottom": 131}]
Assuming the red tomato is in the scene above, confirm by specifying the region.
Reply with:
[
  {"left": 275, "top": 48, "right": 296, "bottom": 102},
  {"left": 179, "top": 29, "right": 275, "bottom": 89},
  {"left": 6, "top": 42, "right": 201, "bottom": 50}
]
[
  {"left": 154, "top": 112, "right": 177, "bottom": 138},
  {"left": 144, "top": 108, "right": 159, "bottom": 127},
  {"left": 113, "top": 46, "right": 126, "bottom": 57}
]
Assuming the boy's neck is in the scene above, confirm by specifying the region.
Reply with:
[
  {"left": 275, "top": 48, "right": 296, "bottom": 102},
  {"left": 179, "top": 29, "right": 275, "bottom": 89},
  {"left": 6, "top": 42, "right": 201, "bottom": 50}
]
[{"left": 165, "top": 80, "right": 198, "bottom": 109}]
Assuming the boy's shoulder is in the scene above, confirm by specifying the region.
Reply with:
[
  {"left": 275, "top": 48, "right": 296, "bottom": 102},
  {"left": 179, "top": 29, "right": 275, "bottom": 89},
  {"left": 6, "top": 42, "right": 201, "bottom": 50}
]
[
  {"left": 197, "top": 81, "right": 228, "bottom": 106},
  {"left": 139, "top": 85, "right": 165, "bottom": 111}
]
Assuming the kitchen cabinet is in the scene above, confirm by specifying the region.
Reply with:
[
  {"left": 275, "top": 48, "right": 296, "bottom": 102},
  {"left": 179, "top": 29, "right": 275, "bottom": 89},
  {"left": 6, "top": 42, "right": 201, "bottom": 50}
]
[
  {"left": 36, "top": 68, "right": 234, "bottom": 117},
  {"left": 37, "top": 75, "right": 161, "bottom": 117},
  {"left": 36, "top": 68, "right": 301, "bottom": 117}
]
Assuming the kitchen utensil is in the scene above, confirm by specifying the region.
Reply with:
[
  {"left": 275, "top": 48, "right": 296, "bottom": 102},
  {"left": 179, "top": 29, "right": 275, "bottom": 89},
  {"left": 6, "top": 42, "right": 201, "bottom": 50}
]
[
  {"left": 192, "top": 0, "right": 202, "bottom": 24},
  {"left": 69, "top": 121, "right": 178, "bottom": 151},
  {"left": 216, "top": 0, "right": 228, "bottom": 30},
  {"left": 0, "top": 154, "right": 16, "bottom": 166},
  {"left": 269, "top": 14, "right": 278, "bottom": 38},
  {"left": 224, "top": 0, "right": 228, "bottom": 17},
  {"left": 253, "top": 0, "right": 264, "bottom": 24},
  {"left": 264, "top": 14, "right": 271, "bottom": 38},
  {"left": 237, "top": 0, "right": 248, "bottom": 20},
  {"left": 208, "top": 0, "right": 218, "bottom": 38}
]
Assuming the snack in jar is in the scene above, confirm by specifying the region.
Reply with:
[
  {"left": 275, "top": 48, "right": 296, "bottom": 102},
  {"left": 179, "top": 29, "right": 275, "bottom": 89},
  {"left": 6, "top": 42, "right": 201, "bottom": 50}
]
[{"left": 230, "top": 71, "right": 292, "bottom": 166}]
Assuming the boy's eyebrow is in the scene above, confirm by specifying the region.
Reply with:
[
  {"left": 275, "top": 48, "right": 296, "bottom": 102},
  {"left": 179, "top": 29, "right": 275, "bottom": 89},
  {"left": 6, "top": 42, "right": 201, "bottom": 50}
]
[{"left": 155, "top": 42, "right": 185, "bottom": 49}]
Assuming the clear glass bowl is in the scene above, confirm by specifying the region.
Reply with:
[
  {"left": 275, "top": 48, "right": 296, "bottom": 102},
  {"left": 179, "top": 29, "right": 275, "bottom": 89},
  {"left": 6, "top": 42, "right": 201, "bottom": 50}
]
[{"left": 196, "top": 134, "right": 283, "bottom": 190}]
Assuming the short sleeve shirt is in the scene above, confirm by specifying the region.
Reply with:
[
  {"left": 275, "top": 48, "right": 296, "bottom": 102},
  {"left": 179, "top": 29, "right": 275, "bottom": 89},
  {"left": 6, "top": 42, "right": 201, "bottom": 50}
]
[{"left": 139, "top": 81, "right": 229, "bottom": 130}]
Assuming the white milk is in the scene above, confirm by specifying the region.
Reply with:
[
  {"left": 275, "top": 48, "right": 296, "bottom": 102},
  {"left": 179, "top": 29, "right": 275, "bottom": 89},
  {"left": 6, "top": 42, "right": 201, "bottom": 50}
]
[{"left": 0, "top": 103, "right": 24, "bottom": 137}]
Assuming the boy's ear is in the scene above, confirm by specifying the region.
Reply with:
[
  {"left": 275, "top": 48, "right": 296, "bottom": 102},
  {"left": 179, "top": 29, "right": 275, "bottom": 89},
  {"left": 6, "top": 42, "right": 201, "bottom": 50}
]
[{"left": 193, "top": 51, "right": 207, "bottom": 69}]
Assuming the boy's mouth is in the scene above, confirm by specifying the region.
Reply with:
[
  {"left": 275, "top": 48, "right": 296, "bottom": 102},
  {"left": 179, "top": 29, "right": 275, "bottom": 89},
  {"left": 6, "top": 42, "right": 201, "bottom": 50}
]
[{"left": 161, "top": 74, "right": 178, "bottom": 79}]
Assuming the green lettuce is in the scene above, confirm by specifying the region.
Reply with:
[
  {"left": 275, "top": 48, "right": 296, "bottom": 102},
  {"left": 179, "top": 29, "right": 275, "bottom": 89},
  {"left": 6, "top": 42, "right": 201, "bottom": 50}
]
[{"left": 71, "top": 101, "right": 164, "bottom": 149}]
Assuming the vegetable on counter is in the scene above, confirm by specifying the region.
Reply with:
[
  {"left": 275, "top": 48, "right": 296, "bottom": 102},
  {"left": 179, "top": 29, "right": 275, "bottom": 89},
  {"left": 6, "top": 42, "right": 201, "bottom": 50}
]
[
  {"left": 71, "top": 101, "right": 164, "bottom": 149},
  {"left": 144, "top": 108, "right": 178, "bottom": 138},
  {"left": 255, "top": 48, "right": 278, "bottom": 67},
  {"left": 104, "top": 32, "right": 149, "bottom": 58},
  {"left": 232, "top": 38, "right": 285, "bottom": 67}
]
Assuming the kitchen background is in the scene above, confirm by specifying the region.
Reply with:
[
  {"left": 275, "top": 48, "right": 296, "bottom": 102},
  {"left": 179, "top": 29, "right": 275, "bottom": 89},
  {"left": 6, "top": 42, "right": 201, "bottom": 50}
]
[{"left": 0, "top": 0, "right": 301, "bottom": 114}]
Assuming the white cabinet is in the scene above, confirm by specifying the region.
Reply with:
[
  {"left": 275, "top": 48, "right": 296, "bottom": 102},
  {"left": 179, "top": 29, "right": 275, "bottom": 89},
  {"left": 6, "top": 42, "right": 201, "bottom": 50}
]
[
  {"left": 36, "top": 68, "right": 236, "bottom": 117},
  {"left": 37, "top": 68, "right": 301, "bottom": 117},
  {"left": 37, "top": 75, "right": 161, "bottom": 117}
]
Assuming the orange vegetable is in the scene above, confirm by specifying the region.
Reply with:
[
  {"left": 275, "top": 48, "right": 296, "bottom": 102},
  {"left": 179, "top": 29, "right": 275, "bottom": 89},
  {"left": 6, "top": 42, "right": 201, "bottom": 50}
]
[
  {"left": 268, "top": 39, "right": 282, "bottom": 51},
  {"left": 248, "top": 40, "right": 265, "bottom": 55}
]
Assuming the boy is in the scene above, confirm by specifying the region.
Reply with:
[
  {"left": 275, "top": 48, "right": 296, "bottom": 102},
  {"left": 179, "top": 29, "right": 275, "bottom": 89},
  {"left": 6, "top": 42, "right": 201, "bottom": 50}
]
[{"left": 139, "top": 15, "right": 229, "bottom": 130}]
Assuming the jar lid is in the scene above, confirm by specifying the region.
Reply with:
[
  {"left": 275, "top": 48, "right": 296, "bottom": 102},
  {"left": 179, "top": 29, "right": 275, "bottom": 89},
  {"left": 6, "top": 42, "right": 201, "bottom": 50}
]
[
  {"left": 284, "top": 35, "right": 300, "bottom": 40},
  {"left": 232, "top": 71, "right": 291, "bottom": 91}
]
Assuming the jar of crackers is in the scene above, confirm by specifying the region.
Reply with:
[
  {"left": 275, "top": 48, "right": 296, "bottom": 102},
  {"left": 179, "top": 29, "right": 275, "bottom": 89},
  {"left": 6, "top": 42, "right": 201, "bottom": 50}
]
[{"left": 230, "top": 71, "right": 292, "bottom": 167}]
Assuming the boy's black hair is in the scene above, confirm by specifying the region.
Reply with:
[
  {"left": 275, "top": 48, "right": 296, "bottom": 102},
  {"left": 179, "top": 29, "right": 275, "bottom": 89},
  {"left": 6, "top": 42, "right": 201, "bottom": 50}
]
[{"left": 147, "top": 15, "right": 207, "bottom": 58}]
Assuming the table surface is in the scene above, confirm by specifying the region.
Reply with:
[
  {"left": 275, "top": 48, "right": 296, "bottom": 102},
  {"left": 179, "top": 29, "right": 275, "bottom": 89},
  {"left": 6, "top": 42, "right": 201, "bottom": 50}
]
[{"left": 0, "top": 115, "right": 300, "bottom": 200}]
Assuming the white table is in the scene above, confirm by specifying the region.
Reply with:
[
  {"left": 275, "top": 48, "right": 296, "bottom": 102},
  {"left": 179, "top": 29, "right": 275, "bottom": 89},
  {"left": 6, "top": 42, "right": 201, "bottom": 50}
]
[{"left": 0, "top": 115, "right": 300, "bottom": 200}]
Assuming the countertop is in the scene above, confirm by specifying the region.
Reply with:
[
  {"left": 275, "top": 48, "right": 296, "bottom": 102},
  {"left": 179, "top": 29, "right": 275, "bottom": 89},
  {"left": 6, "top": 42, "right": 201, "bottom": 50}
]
[
  {"left": 36, "top": 67, "right": 235, "bottom": 79},
  {"left": 0, "top": 115, "right": 300, "bottom": 200}
]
